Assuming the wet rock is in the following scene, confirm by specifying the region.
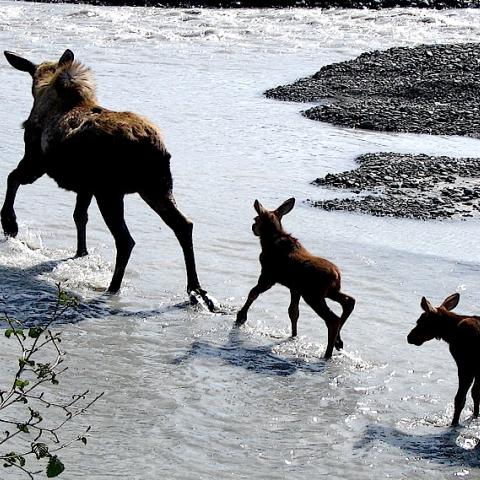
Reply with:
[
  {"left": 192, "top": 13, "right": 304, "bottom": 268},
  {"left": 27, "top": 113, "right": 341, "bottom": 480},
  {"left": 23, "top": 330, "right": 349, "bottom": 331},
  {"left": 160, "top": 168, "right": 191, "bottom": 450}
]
[{"left": 310, "top": 152, "right": 480, "bottom": 220}]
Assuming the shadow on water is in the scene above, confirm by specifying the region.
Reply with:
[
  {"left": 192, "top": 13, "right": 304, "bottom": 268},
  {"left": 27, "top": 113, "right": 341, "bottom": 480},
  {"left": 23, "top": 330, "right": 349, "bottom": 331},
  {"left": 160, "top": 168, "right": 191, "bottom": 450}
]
[
  {"left": 356, "top": 424, "right": 480, "bottom": 468},
  {"left": 174, "top": 326, "right": 326, "bottom": 376},
  {"left": 0, "top": 258, "right": 192, "bottom": 327}
]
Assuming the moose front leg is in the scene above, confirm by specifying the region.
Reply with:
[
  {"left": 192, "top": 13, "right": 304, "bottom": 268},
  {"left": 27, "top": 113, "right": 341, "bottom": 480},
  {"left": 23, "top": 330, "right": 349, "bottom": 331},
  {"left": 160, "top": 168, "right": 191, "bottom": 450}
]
[
  {"left": 96, "top": 194, "right": 135, "bottom": 294},
  {"left": 288, "top": 290, "right": 300, "bottom": 337},
  {"left": 236, "top": 275, "right": 274, "bottom": 325},
  {"left": 1, "top": 162, "right": 45, "bottom": 237},
  {"left": 73, "top": 192, "right": 93, "bottom": 257}
]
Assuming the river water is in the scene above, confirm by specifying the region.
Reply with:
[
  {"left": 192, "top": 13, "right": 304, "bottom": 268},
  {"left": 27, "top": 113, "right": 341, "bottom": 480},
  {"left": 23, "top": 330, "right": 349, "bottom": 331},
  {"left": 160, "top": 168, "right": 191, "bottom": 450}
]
[{"left": 1, "top": 1, "right": 480, "bottom": 478}]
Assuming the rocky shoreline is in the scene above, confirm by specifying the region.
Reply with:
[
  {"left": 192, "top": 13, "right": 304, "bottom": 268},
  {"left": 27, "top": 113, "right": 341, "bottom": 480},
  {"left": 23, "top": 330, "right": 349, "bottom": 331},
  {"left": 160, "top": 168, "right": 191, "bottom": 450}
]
[
  {"left": 266, "top": 43, "right": 480, "bottom": 138},
  {"left": 310, "top": 153, "right": 480, "bottom": 220},
  {"left": 267, "top": 43, "right": 480, "bottom": 220},
  {"left": 20, "top": 0, "right": 480, "bottom": 7}
]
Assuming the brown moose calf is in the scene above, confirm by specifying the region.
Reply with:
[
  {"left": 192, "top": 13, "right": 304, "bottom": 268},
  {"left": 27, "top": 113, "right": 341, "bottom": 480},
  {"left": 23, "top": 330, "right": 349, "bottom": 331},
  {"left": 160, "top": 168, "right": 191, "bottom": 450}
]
[
  {"left": 408, "top": 293, "right": 480, "bottom": 426},
  {"left": 236, "top": 198, "right": 355, "bottom": 359}
]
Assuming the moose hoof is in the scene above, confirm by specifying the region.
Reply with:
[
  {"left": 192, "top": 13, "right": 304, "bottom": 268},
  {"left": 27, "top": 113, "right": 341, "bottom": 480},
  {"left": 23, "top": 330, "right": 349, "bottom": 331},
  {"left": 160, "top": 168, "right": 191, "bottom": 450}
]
[
  {"left": 2, "top": 214, "right": 18, "bottom": 238},
  {"left": 189, "top": 288, "right": 216, "bottom": 312},
  {"left": 74, "top": 250, "right": 89, "bottom": 258},
  {"left": 335, "top": 338, "right": 344, "bottom": 350},
  {"left": 106, "top": 284, "right": 121, "bottom": 295},
  {"left": 236, "top": 311, "right": 247, "bottom": 325}
]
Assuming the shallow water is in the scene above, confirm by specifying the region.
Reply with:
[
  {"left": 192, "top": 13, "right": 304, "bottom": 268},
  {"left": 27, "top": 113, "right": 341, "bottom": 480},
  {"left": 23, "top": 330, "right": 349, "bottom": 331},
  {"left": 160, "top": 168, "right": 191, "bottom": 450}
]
[{"left": 1, "top": 1, "right": 480, "bottom": 478}]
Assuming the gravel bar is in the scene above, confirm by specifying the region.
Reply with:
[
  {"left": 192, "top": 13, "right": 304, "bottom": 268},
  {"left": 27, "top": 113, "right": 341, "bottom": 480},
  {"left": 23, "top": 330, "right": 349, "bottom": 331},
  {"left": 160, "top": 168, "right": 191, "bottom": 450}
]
[
  {"left": 310, "top": 153, "right": 480, "bottom": 220},
  {"left": 266, "top": 43, "right": 480, "bottom": 138}
]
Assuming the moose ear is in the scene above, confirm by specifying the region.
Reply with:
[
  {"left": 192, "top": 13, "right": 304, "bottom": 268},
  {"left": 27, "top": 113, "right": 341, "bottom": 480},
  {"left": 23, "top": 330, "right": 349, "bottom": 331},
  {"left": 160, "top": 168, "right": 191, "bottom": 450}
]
[
  {"left": 420, "top": 296, "right": 436, "bottom": 314},
  {"left": 441, "top": 293, "right": 460, "bottom": 311},
  {"left": 58, "top": 49, "right": 74, "bottom": 67},
  {"left": 276, "top": 197, "right": 295, "bottom": 218},
  {"left": 254, "top": 199, "right": 266, "bottom": 215},
  {"left": 4, "top": 51, "right": 36, "bottom": 76}
]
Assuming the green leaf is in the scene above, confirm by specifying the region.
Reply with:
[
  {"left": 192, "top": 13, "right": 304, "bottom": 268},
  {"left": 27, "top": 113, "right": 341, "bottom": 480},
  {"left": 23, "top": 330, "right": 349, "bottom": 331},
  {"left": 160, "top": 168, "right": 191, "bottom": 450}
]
[
  {"left": 28, "top": 327, "right": 43, "bottom": 338},
  {"left": 5, "top": 329, "right": 13, "bottom": 338},
  {"left": 17, "top": 423, "right": 29, "bottom": 434},
  {"left": 14, "top": 379, "right": 30, "bottom": 390},
  {"left": 46, "top": 456, "right": 65, "bottom": 478}
]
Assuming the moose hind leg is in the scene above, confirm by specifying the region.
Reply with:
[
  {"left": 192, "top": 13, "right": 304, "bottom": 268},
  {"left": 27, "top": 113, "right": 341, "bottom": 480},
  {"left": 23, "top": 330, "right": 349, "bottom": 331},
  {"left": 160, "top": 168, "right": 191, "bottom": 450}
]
[
  {"left": 96, "top": 194, "right": 135, "bottom": 294},
  {"left": 304, "top": 296, "right": 341, "bottom": 359},
  {"left": 140, "top": 192, "right": 214, "bottom": 311},
  {"left": 328, "top": 290, "right": 355, "bottom": 350},
  {"left": 452, "top": 370, "right": 474, "bottom": 426},
  {"left": 73, "top": 192, "right": 93, "bottom": 257},
  {"left": 472, "top": 378, "right": 480, "bottom": 418}
]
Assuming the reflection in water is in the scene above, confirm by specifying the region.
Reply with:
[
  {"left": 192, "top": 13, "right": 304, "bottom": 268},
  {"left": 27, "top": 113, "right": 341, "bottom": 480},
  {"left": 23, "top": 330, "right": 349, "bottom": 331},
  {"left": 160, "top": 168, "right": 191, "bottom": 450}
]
[
  {"left": 175, "top": 326, "right": 326, "bottom": 376},
  {"left": 356, "top": 424, "right": 480, "bottom": 468}
]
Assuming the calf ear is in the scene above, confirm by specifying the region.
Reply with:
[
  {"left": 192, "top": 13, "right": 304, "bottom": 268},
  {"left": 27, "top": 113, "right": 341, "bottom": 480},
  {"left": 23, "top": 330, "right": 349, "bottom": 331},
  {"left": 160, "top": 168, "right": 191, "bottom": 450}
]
[
  {"left": 4, "top": 51, "right": 36, "bottom": 76},
  {"left": 254, "top": 199, "right": 266, "bottom": 215},
  {"left": 276, "top": 197, "right": 295, "bottom": 218},
  {"left": 441, "top": 293, "right": 460, "bottom": 311},
  {"left": 58, "top": 49, "right": 74, "bottom": 67},
  {"left": 420, "top": 296, "right": 436, "bottom": 314}
]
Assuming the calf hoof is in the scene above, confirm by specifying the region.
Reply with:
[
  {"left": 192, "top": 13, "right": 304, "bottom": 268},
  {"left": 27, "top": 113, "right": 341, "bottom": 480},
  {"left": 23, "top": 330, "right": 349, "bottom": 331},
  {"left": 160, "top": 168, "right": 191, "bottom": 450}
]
[
  {"left": 335, "top": 337, "right": 344, "bottom": 350},
  {"left": 1, "top": 213, "right": 18, "bottom": 238},
  {"left": 450, "top": 420, "right": 459, "bottom": 427},
  {"left": 74, "top": 249, "right": 89, "bottom": 258}
]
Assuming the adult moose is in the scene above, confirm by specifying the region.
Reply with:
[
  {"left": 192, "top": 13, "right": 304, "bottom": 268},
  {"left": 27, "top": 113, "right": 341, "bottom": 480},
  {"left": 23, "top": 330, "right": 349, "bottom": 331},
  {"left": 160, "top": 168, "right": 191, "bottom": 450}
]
[
  {"left": 2, "top": 49, "right": 214, "bottom": 309},
  {"left": 236, "top": 198, "right": 355, "bottom": 359},
  {"left": 408, "top": 293, "right": 480, "bottom": 426}
]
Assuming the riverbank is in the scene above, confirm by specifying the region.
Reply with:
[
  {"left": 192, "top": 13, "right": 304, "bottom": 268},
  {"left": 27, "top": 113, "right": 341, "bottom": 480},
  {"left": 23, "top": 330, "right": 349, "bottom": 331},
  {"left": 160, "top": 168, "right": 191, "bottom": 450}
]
[
  {"left": 20, "top": 0, "right": 480, "bottom": 8},
  {"left": 310, "top": 153, "right": 480, "bottom": 220}
]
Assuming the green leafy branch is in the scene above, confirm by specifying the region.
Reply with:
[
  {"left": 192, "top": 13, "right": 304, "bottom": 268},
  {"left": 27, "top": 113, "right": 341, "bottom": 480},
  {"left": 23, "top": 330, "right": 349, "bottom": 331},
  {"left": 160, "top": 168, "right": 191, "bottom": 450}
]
[{"left": 0, "top": 284, "right": 104, "bottom": 478}]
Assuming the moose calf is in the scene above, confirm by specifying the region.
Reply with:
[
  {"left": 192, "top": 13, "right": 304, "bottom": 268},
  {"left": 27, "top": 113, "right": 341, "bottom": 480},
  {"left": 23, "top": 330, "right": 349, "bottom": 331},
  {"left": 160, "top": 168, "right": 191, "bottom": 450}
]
[
  {"left": 236, "top": 198, "right": 355, "bottom": 359},
  {"left": 408, "top": 293, "right": 480, "bottom": 426}
]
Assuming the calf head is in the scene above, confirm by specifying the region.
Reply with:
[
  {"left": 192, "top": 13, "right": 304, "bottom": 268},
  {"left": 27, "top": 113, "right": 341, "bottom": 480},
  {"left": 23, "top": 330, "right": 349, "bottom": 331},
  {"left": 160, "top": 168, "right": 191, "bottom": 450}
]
[
  {"left": 407, "top": 293, "right": 460, "bottom": 345},
  {"left": 252, "top": 198, "right": 295, "bottom": 237}
]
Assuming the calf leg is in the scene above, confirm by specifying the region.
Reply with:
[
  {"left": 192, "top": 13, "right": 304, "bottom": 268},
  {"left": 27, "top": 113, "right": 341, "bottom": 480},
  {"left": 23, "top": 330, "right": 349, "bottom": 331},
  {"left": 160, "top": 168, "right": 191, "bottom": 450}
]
[
  {"left": 139, "top": 192, "right": 214, "bottom": 311},
  {"left": 1, "top": 161, "right": 45, "bottom": 237},
  {"left": 328, "top": 290, "right": 355, "bottom": 350},
  {"left": 452, "top": 370, "right": 474, "bottom": 426},
  {"left": 472, "top": 378, "right": 480, "bottom": 418},
  {"left": 288, "top": 290, "right": 300, "bottom": 337},
  {"left": 95, "top": 194, "right": 135, "bottom": 294},
  {"left": 236, "top": 275, "right": 274, "bottom": 325},
  {"left": 73, "top": 192, "right": 93, "bottom": 257},
  {"left": 303, "top": 296, "right": 341, "bottom": 359}
]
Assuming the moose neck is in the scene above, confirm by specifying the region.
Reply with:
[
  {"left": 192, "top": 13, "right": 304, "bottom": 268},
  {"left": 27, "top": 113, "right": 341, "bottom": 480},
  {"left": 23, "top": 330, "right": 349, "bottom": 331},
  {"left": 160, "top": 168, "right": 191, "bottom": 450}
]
[
  {"left": 436, "top": 310, "right": 468, "bottom": 343},
  {"left": 259, "top": 223, "right": 298, "bottom": 254}
]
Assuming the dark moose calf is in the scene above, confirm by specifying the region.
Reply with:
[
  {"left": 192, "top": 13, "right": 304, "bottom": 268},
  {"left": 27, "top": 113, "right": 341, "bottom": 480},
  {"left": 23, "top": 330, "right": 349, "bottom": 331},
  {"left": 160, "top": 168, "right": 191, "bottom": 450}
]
[
  {"left": 2, "top": 49, "right": 213, "bottom": 309},
  {"left": 236, "top": 198, "right": 355, "bottom": 359},
  {"left": 408, "top": 293, "right": 480, "bottom": 426}
]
